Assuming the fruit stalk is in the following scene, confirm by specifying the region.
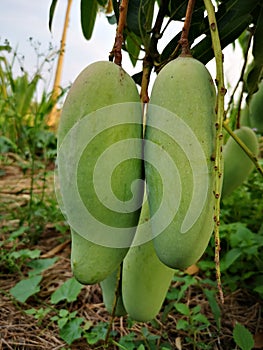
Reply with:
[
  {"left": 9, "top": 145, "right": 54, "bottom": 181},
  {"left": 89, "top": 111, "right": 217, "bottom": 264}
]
[
  {"left": 111, "top": 0, "right": 129, "bottom": 66},
  {"left": 179, "top": 0, "right": 196, "bottom": 56},
  {"left": 203, "top": 0, "right": 225, "bottom": 303}
]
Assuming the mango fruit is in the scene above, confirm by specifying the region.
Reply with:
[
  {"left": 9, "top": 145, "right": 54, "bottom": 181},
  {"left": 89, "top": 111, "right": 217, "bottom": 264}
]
[
  {"left": 57, "top": 61, "right": 144, "bottom": 284},
  {"left": 222, "top": 126, "right": 259, "bottom": 198},
  {"left": 249, "top": 80, "right": 263, "bottom": 134},
  {"left": 70, "top": 229, "right": 128, "bottom": 285},
  {"left": 100, "top": 267, "right": 127, "bottom": 317},
  {"left": 144, "top": 56, "right": 216, "bottom": 270},
  {"left": 122, "top": 197, "right": 175, "bottom": 322}
]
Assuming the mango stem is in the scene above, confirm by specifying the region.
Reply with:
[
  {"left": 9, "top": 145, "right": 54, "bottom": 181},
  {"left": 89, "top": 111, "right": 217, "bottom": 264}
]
[
  {"left": 179, "top": 0, "right": 196, "bottom": 56},
  {"left": 112, "top": 0, "right": 129, "bottom": 66}
]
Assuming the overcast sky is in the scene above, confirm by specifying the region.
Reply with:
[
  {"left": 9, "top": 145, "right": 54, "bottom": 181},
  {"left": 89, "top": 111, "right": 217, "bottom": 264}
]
[{"left": 1, "top": 0, "right": 243, "bottom": 103}]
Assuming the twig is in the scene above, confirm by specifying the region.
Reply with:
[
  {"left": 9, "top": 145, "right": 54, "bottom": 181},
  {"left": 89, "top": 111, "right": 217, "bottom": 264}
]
[
  {"left": 140, "top": 0, "right": 169, "bottom": 102},
  {"left": 112, "top": 0, "right": 129, "bottom": 66},
  {"left": 203, "top": 0, "right": 225, "bottom": 304},
  {"left": 179, "top": 0, "right": 196, "bottom": 56},
  {"left": 223, "top": 122, "right": 263, "bottom": 176},
  {"left": 140, "top": 56, "right": 153, "bottom": 103},
  {"left": 104, "top": 264, "right": 122, "bottom": 345}
]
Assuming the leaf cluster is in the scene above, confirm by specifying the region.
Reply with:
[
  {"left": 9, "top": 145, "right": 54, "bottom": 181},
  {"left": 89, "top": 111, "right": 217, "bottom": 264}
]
[{"left": 49, "top": 0, "right": 263, "bottom": 91}]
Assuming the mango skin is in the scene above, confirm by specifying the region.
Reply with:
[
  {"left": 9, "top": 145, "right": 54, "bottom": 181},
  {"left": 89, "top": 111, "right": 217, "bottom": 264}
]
[
  {"left": 249, "top": 81, "right": 263, "bottom": 134},
  {"left": 58, "top": 61, "right": 142, "bottom": 143},
  {"left": 57, "top": 61, "right": 143, "bottom": 284},
  {"left": 71, "top": 229, "right": 129, "bottom": 285},
  {"left": 222, "top": 126, "right": 259, "bottom": 198},
  {"left": 145, "top": 56, "right": 216, "bottom": 270},
  {"left": 122, "top": 198, "right": 175, "bottom": 322},
  {"left": 100, "top": 267, "right": 127, "bottom": 317}
]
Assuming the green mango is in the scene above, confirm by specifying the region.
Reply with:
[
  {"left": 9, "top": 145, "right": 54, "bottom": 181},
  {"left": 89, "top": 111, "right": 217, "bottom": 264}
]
[
  {"left": 222, "top": 126, "right": 259, "bottom": 198},
  {"left": 145, "top": 56, "right": 216, "bottom": 270},
  {"left": 57, "top": 61, "right": 144, "bottom": 284},
  {"left": 100, "top": 266, "right": 127, "bottom": 317},
  {"left": 249, "top": 80, "right": 263, "bottom": 134},
  {"left": 122, "top": 197, "right": 175, "bottom": 322}
]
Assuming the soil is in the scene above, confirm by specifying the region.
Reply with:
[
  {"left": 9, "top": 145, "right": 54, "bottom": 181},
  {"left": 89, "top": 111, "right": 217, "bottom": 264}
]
[{"left": 0, "top": 154, "right": 263, "bottom": 350}]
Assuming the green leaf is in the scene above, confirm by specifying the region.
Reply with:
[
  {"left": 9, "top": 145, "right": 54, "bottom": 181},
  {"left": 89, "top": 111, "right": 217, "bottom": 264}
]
[
  {"left": 233, "top": 323, "right": 254, "bottom": 350},
  {"left": 81, "top": 0, "right": 98, "bottom": 40},
  {"left": 106, "top": 14, "right": 117, "bottom": 25},
  {"left": 60, "top": 317, "right": 84, "bottom": 345},
  {"left": 9, "top": 249, "right": 41, "bottom": 260},
  {"left": 85, "top": 322, "right": 108, "bottom": 345},
  {"left": 137, "top": 345, "right": 145, "bottom": 350},
  {"left": 49, "top": 0, "right": 58, "bottom": 31},
  {"left": 126, "top": 0, "right": 155, "bottom": 48},
  {"left": 220, "top": 248, "right": 242, "bottom": 271},
  {"left": 246, "top": 4, "right": 263, "bottom": 95},
  {"left": 204, "top": 289, "right": 221, "bottom": 330},
  {"left": 97, "top": 0, "right": 108, "bottom": 6},
  {"left": 10, "top": 275, "right": 42, "bottom": 303},
  {"left": 126, "top": 32, "right": 142, "bottom": 67},
  {"left": 27, "top": 257, "right": 57, "bottom": 276},
  {"left": 51, "top": 277, "right": 83, "bottom": 304},
  {"left": 192, "top": 313, "right": 210, "bottom": 326},
  {"left": 161, "top": 0, "right": 259, "bottom": 65},
  {"left": 174, "top": 302, "right": 190, "bottom": 316},
  {"left": 176, "top": 319, "right": 189, "bottom": 331}
]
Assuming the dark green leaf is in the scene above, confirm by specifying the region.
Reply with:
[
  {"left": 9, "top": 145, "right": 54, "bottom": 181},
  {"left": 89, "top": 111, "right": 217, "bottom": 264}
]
[
  {"left": 51, "top": 277, "right": 83, "bottom": 304},
  {"left": 10, "top": 275, "right": 42, "bottom": 303},
  {"left": 81, "top": 0, "right": 98, "bottom": 40},
  {"left": 126, "top": 32, "right": 142, "bottom": 67},
  {"left": 126, "top": 0, "right": 155, "bottom": 47},
  {"left": 106, "top": 14, "right": 117, "bottom": 25},
  {"left": 0, "top": 44, "right": 12, "bottom": 52},
  {"left": 168, "top": 0, "right": 188, "bottom": 21},
  {"left": 204, "top": 289, "right": 221, "bottom": 330},
  {"left": 132, "top": 71, "right": 143, "bottom": 85},
  {"left": 161, "top": 0, "right": 259, "bottom": 65},
  {"left": 85, "top": 322, "right": 108, "bottom": 344},
  {"left": 127, "top": 0, "right": 145, "bottom": 37},
  {"left": 220, "top": 248, "right": 242, "bottom": 271},
  {"left": 233, "top": 323, "right": 254, "bottom": 350},
  {"left": 112, "top": 0, "right": 120, "bottom": 23},
  {"left": 49, "top": 0, "right": 58, "bottom": 31},
  {"left": 246, "top": 4, "right": 263, "bottom": 95},
  {"left": 97, "top": 0, "right": 108, "bottom": 6},
  {"left": 60, "top": 317, "right": 84, "bottom": 345}
]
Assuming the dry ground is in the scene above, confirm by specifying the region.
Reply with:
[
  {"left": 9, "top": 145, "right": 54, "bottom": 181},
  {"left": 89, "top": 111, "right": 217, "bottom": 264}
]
[{"left": 0, "top": 154, "right": 263, "bottom": 349}]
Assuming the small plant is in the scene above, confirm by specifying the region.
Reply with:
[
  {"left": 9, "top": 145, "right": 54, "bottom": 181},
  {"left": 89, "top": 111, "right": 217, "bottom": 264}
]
[
  {"left": 233, "top": 322, "right": 254, "bottom": 350},
  {"left": 25, "top": 307, "right": 52, "bottom": 324},
  {"left": 9, "top": 256, "right": 57, "bottom": 303},
  {"left": 174, "top": 303, "right": 211, "bottom": 350},
  {"left": 51, "top": 309, "right": 85, "bottom": 345}
]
